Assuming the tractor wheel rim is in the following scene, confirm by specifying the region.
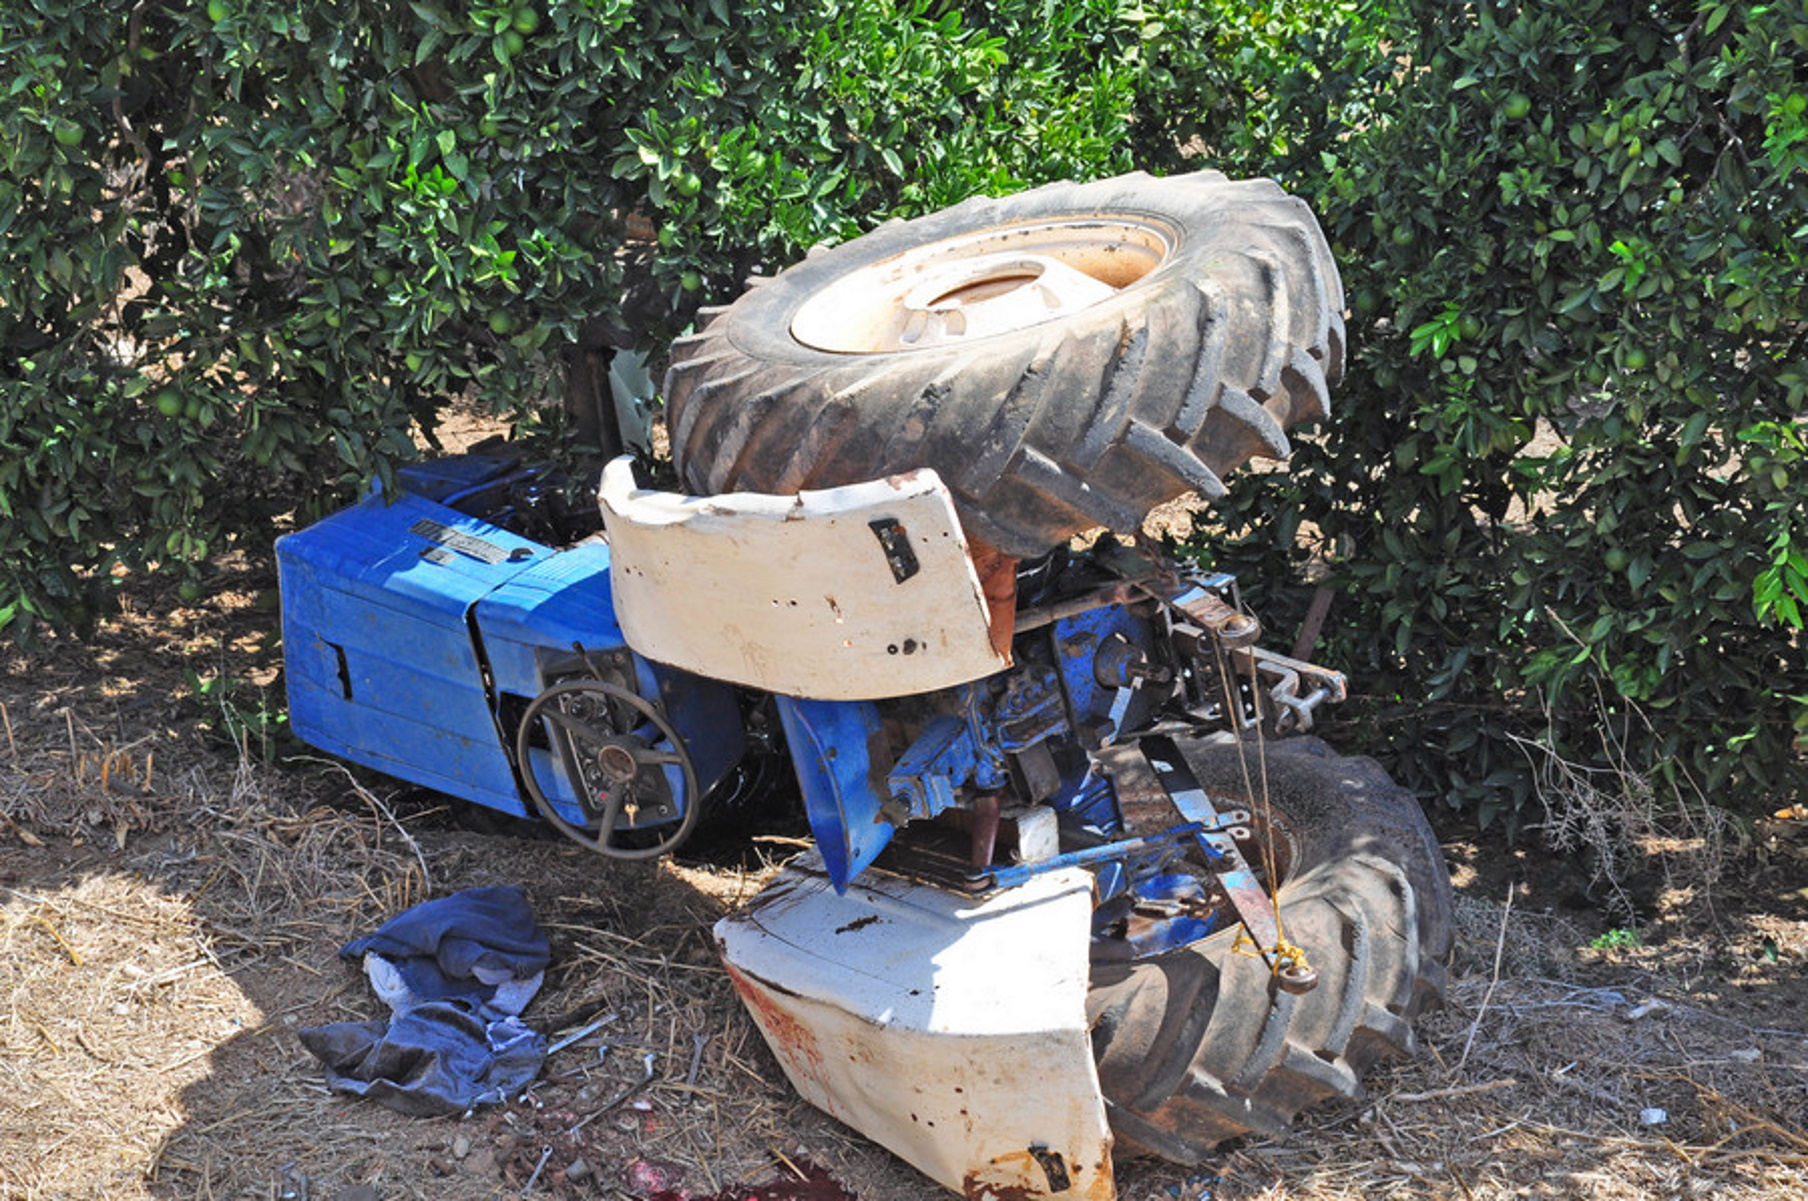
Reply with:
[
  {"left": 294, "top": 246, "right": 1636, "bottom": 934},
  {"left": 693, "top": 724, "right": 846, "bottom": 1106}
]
[{"left": 790, "top": 215, "right": 1175, "bottom": 354}]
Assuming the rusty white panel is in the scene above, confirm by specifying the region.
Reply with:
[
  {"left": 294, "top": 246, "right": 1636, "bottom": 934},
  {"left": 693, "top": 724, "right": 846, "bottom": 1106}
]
[
  {"left": 598, "top": 458, "right": 1008, "bottom": 700},
  {"left": 716, "top": 854, "right": 1115, "bottom": 1200}
]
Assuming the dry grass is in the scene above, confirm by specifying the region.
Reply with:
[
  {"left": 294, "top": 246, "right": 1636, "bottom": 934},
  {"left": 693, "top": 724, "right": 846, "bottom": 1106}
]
[
  {"left": 1511, "top": 680, "right": 1741, "bottom": 934},
  {"left": 2, "top": 566, "right": 1805, "bottom": 1201}
]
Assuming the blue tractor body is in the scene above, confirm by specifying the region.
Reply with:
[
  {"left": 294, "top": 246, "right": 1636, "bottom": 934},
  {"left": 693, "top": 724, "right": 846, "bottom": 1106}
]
[{"left": 277, "top": 455, "right": 743, "bottom": 828}]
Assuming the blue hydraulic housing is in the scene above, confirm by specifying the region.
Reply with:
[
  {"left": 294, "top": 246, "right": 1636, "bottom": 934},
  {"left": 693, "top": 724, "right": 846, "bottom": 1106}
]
[{"left": 277, "top": 457, "right": 743, "bottom": 829}]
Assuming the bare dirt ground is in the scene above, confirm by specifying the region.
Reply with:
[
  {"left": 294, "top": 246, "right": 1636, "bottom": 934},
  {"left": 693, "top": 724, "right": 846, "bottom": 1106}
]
[{"left": 2, "top": 552, "right": 1805, "bottom": 1201}]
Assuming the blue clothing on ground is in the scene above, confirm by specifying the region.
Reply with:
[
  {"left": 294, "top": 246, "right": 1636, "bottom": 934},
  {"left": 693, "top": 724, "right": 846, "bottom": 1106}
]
[
  {"left": 339, "top": 884, "right": 550, "bottom": 1011},
  {"left": 300, "top": 885, "right": 552, "bottom": 1116}
]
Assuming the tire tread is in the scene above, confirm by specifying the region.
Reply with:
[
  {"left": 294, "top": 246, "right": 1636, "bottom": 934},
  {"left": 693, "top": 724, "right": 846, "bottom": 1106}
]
[
  {"left": 663, "top": 171, "right": 1342, "bottom": 555},
  {"left": 1088, "top": 740, "right": 1453, "bottom": 1164}
]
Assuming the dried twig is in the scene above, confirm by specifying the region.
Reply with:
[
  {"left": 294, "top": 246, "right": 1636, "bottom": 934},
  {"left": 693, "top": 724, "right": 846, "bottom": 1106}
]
[
  {"left": 769, "top": 1146, "right": 812, "bottom": 1183},
  {"left": 1546, "top": 1061, "right": 1624, "bottom": 1106},
  {"left": 685, "top": 1031, "right": 708, "bottom": 1089},
  {"left": 1457, "top": 881, "right": 1513, "bottom": 1075},
  {"left": 1392, "top": 1078, "right": 1517, "bottom": 1104}
]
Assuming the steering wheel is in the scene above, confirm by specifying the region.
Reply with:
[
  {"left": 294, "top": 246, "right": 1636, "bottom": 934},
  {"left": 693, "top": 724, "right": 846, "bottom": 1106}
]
[{"left": 514, "top": 677, "right": 701, "bottom": 859}]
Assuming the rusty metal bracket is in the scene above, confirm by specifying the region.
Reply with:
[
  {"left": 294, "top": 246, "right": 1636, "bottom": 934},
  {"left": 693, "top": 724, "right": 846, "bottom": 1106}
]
[
  {"left": 1090, "top": 539, "right": 1262, "bottom": 644},
  {"left": 1233, "top": 646, "right": 1348, "bottom": 734},
  {"left": 1161, "top": 582, "right": 1262, "bottom": 648},
  {"left": 1088, "top": 539, "right": 1346, "bottom": 733}
]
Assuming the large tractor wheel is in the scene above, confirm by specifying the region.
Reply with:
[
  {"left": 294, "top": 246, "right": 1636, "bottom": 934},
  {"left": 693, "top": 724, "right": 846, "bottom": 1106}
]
[
  {"left": 664, "top": 170, "right": 1343, "bottom": 558},
  {"left": 1088, "top": 737, "right": 1453, "bottom": 1162}
]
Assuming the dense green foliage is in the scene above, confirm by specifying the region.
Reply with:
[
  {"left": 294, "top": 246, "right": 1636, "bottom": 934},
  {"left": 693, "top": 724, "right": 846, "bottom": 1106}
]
[
  {"left": 4, "top": 0, "right": 1803, "bottom": 818},
  {"left": 1, "top": 0, "right": 1213, "bottom": 633},
  {"left": 1202, "top": 0, "right": 1808, "bottom": 819}
]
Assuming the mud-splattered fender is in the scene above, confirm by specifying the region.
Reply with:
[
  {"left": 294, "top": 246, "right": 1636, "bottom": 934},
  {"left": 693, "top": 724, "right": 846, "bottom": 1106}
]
[{"left": 717, "top": 853, "right": 1114, "bottom": 1199}]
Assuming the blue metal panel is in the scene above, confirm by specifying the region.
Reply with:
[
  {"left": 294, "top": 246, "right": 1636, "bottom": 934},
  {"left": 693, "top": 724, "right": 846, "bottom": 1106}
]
[
  {"left": 775, "top": 696, "right": 892, "bottom": 893},
  {"left": 474, "top": 541, "right": 621, "bottom": 697},
  {"left": 1046, "top": 761, "right": 1120, "bottom": 832},
  {"left": 641, "top": 663, "right": 745, "bottom": 806},
  {"left": 1050, "top": 605, "right": 1161, "bottom": 742},
  {"left": 278, "top": 488, "right": 551, "bottom": 811}
]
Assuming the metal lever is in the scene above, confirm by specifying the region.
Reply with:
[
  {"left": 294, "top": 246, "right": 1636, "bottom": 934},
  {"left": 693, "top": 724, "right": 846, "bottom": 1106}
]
[{"left": 1136, "top": 735, "right": 1318, "bottom": 993}]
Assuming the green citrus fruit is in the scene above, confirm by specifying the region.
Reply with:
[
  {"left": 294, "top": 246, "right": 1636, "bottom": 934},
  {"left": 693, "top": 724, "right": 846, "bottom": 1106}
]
[
  {"left": 501, "top": 29, "right": 525, "bottom": 56},
  {"left": 371, "top": 266, "right": 394, "bottom": 287},
  {"left": 1604, "top": 547, "right": 1630, "bottom": 572},
  {"left": 178, "top": 581, "right": 202, "bottom": 603},
  {"left": 680, "top": 270, "right": 702, "bottom": 292},
  {"left": 206, "top": 0, "right": 229, "bottom": 22},
  {"left": 675, "top": 171, "right": 702, "bottom": 197},
  {"left": 183, "top": 396, "right": 202, "bottom": 421},
  {"left": 512, "top": 7, "right": 540, "bottom": 34},
  {"left": 1458, "top": 314, "right": 1484, "bottom": 341},
  {"left": 53, "top": 119, "right": 83, "bottom": 147},
  {"left": 1622, "top": 346, "right": 1649, "bottom": 370},
  {"left": 1391, "top": 224, "right": 1415, "bottom": 247},
  {"left": 1502, "top": 93, "right": 1532, "bottom": 121},
  {"left": 487, "top": 310, "right": 516, "bottom": 335},
  {"left": 155, "top": 389, "right": 183, "bottom": 418},
  {"left": 478, "top": 115, "right": 502, "bottom": 138}
]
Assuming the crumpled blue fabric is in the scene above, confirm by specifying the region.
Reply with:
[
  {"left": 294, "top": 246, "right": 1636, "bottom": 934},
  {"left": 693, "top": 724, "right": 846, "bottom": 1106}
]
[
  {"left": 340, "top": 884, "right": 551, "bottom": 1012},
  {"left": 299, "top": 1003, "right": 546, "bottom": 1117},
  {"left": 299, "top": 885, "right": 552, "bottom": 1116}
]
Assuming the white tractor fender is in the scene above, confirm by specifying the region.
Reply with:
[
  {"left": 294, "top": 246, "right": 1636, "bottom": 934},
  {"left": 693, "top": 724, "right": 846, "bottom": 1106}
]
[
  {"left": 598, "top": 457, "right": 1009, "bottom": 700},
  {"left": 716, "top": 853, "right": 1115, "bottom": 1199}
]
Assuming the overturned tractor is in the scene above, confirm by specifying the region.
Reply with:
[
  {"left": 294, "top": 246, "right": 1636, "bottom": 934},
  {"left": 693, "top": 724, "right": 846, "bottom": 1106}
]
[{"left": 279, "top": 170, "right": 1453, "bottom": 1198}]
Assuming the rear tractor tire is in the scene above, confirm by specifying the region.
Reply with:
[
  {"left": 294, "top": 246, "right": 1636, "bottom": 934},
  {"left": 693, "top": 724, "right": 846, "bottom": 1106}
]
[
  {"left": 1088, "top": 736, "right": 1453, "bottom": 1162},
  {"left": 665, "top": 170, "right": 1344, "bottom": 558}
]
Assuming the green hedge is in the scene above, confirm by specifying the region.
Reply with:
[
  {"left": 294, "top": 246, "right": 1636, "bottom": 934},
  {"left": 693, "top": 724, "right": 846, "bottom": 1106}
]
[
  {"left": 1201, "top": 0, "right": 1808, "bottom": 821},
  {"left": 4, "top": 0, "right": 1802, "bottom": 819},
  {"left": 4, "top": 0, "right": 1241, "bottom": 634}
]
